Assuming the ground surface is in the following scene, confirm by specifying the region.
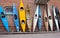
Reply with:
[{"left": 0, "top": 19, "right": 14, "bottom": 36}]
[{"left": 0, "top": 32, "right": 60, "bottom": 38}]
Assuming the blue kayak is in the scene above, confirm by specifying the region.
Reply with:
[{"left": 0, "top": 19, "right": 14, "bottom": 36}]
[
  {"left": 13, "top": 3, "right": 20, "bottom": 32},
  {"left": 37, "top": 5, "right": 42, "bottom": 31},
  {"left": 0, "top": 6, "right": 10, "bottom": 32}
]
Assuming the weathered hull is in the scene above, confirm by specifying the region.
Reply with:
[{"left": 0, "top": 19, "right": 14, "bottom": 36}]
[{"left": 26, "top": 5, "right": 32, "bottom": 32}]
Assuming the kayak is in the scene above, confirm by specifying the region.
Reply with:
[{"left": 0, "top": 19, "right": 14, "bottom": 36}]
[
  {"left": 19, "top": 0, "right": 26, "bottom": 32},
  {"left": 13, "top": 3, "right": 20, "bottom": 32},
  {"left": 52, "top": 5, "right": 59, "bottom": 31},
  {"left": 26, "top": 5, "right": 32, "bottom": 32},
  {"left": 44, "top": 7, "right": 48, "bottom": 31},
  {"left": 47, "top": 5, "right": 53, "bottom": 31},
  {"left": 0, "top": 6, "right": 10, "bottom": 32},
  {"left": 37, "top": 5, "right": 42, "bottom": 31},
  {"left": 33, "top": 5, "right": 39, "bottom": 32},
  {"left": 55, "top": 7, "right": 60, "bottom": 29}
]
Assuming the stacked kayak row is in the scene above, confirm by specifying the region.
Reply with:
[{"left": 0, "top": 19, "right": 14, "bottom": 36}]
[
  {"left": 33, "top": 5, "right": 60, "bottom": 32},
  {"left": 0, "top": 0, "right": 60, "bottom": 32}
]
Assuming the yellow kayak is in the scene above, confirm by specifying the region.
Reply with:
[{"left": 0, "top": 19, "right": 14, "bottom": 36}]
[
  {"left": 26, "top": 5, "right": 32, "bottom": 32},
  {"left": 19, "top": 0, "right": 26, "bottom": 32}
]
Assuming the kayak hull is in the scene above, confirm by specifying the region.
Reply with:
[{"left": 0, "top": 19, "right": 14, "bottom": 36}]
[
  {"left": 13, "top": 3, "right": 20, "bottom": 32},
  {"left": 19, "top": 0, "right": 26, "bottom": 32},
  {"left": 33, "top": 5, "right": 39, "bottom": 32},
  {"left": 52, "top": 6, "right": 59, "bottom": 31},
  {"left": 47, "top": 5, "right": 53, "bottom": 31},
  {"left": 26, "top": 5, "right": 32, "bottom": 32},
  {"left": 37, "top": 6, "right": 42, "bottom": 31},
  {"left": 0, "top": 6, "right": 10, "bottom": 32},
  {"left": 44, "top": 8, "right": 48, "bottom": 31}
]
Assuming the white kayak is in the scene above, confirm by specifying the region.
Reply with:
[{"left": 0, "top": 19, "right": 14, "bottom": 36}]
[
  {"left": 47, "top": 5, "right": 53, "bottom": 31},
  {"left": 33, "top": 5, "right": 39, "bottom": 32}
]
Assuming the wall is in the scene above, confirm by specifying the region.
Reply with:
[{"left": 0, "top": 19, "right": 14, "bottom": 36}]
[{"left": 0, "top": 0, "right": 60, "bottom": 32}]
